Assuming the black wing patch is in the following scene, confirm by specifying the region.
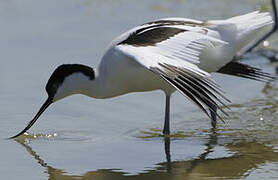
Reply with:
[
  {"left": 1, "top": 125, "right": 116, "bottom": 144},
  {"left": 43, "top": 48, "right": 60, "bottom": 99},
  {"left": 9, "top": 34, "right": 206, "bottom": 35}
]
[
  {"left": 119, "top": 26, "right": 186, "bottom": 47},
  {"left": 142, "top": 19, "right": 208, "bottom": 27},
  {"left": 119, "top": 19, "right": 209, "bottom": 47},
  {"left": 218, "top": 62, "right": 276, "bottom": 82}
]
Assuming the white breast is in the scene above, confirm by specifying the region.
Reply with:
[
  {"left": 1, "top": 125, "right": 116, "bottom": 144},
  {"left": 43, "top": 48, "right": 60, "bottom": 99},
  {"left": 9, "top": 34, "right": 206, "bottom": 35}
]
[{"left": 97, "top": 48, "right": 175, "bottom": 98}]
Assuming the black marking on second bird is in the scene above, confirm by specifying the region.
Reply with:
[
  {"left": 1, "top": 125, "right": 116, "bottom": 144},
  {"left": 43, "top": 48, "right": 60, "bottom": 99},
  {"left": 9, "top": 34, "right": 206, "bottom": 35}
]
[
  {"left": 119, "top": 25, "right": 186, "bottom": 47},
  {"left": 46, "top": 64, "right": 95, "bottom": 97}
]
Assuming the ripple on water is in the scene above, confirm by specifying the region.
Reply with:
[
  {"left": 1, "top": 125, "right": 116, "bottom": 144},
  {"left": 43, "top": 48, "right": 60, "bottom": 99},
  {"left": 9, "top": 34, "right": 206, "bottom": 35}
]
[
  {"left": 216, "top": 82, "right": 278, "bottom": 143},
  {"left": 14, "top": 131, "right": 95, "bottom": 144}
]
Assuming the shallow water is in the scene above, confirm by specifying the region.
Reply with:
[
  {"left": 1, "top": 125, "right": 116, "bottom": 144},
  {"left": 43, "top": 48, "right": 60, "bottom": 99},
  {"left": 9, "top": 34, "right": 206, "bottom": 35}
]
[{"left": 0, "top": 0, "right": 278, "bottom": 179}]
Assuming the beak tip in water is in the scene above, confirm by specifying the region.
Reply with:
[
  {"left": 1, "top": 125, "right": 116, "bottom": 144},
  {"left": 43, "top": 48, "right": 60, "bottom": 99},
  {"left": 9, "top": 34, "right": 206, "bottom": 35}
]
[{"left": 8, "top": 97, "right": 53, "bottom": 140}]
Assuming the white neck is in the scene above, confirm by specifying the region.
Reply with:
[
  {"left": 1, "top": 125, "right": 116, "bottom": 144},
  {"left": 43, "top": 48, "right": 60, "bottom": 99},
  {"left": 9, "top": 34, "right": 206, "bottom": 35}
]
[
  {"left": 52, "top": 70, "right": 107, "bottom": 101},
  {"left": 82, "top": 68, "right": 121, "bottom": 99},
  {"left": 82, "top": 68, "right": 107, "bottom": 99}
]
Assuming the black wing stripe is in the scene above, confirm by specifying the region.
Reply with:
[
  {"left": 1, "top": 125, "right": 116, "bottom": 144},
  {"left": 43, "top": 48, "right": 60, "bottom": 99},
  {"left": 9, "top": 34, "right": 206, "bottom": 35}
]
[
  {"left": 159, "top": 63, "right": 230, "bottom": 106},
  {"left": 174, "top": 77, "right": 225, "bottom": 121},
  {"left": 142, "top": 20, "right": 208, "bottom": 27},
  {"left": 161, "top": 75, "right": 210, "bottom": 117},
  {"left": 118, "top": 19, "right": 210, "bottom": 47},
  {"left": 177, "top": 75, "right": 229, "bottom": 115},
  {"left": 176, "top": 69, "right": 231, "bottom": 104},
  {"left": 163, "top": 75, "right": 225, "bottom": 121},
  {"left": 119, "top": 26, "right": 186, "bottom": 47},
  {"left": 151, "top": 63, "right": 230, "bottom": 121},
  {"left": 176, "top": 67, "right": 225, "bottom": 93}
]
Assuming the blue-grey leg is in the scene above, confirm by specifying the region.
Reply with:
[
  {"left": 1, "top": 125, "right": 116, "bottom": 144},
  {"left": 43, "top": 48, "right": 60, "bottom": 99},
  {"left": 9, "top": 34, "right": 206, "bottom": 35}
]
[
  {"left": 163, "top": 95, "right": 171, "bottom": 135},
  {"left": 245, "top": 0, "right": 278, "bottom": 53}
]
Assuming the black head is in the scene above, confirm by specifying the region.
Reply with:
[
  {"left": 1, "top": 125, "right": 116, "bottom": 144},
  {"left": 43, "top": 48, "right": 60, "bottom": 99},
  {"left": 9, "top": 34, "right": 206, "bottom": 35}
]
[
  {"left": 46, "top": 64, "right": 95, "bottom": 99},
  {"left": 10, "top": 64, "right": 95, "bottom": 139}
]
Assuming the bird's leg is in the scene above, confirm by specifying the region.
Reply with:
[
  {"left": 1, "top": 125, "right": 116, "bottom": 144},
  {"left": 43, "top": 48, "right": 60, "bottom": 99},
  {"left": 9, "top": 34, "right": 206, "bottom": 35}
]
[
  {"left": 210, "top": 104, "right": 217, "bottom": 128},
  {"left": 163, "top": 95, "right": 171, "bottom": 135},
  {"left": 245, "top": 0, "right": 278, "bottom": 53}
]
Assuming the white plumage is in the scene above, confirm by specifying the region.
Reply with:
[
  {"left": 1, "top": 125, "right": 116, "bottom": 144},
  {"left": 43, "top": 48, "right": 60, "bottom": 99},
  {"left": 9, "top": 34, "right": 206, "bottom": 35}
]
[{"left": 97, "top": 11, "right": 272, "bottom": 96}]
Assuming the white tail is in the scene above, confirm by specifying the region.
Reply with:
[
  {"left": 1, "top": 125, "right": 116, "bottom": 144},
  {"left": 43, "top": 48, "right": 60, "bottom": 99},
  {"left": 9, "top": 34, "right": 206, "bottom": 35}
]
[{"left": 227, "top": 11, "right": 273, "bottom": 52}]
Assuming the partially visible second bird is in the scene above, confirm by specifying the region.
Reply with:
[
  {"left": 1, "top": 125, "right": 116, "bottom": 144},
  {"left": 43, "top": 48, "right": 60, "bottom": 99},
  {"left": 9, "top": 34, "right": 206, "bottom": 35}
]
[{"left": 11, "top": 11, "right": 275, "bottom": 138}]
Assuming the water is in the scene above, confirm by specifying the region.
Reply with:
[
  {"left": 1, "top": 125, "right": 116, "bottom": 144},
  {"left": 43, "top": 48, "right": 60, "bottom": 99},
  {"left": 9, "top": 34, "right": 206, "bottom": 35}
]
[{"left": 0, "top": 0, "right": 277, "bottom": 179}]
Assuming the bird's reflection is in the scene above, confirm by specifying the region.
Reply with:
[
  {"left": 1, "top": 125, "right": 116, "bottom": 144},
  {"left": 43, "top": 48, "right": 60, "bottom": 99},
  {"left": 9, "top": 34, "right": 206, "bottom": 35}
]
[
  {"left": 15, "top": 127, "right": 278, "bottom": 180},
  {"left": 189, "top": 129, "right": 218, "bottom": 171},
  {"left": 162, "top": 128, "right": 218, "bottom": 175},
  {"left": 163, "top": 137, "right": 171, "bottom": 173},
  {"left": 15, "top": 131, "right": 219, "bottom": 179}
]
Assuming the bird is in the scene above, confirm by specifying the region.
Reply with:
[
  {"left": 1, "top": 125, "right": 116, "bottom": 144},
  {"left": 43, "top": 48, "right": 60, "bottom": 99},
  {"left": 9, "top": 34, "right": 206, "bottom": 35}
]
[{"left": 10, "top": 11, "right": 276, "bottom": 139}]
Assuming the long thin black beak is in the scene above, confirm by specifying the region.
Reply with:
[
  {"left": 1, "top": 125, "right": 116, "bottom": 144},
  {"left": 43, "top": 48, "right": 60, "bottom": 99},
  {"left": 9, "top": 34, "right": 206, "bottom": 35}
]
[{"left": 9, "top": 97, "right": 53, "bottom": 139}]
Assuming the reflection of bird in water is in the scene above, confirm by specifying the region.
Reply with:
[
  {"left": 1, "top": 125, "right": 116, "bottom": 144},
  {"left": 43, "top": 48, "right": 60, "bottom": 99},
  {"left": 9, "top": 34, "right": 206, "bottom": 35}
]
[
  {"left": 162, "top": 129, "right": 218, "bottom": 174},
  {"left": 10, "top": 9, "right": 276, "bottom": 138},
  {"left": 162, "top": 129, "right": 218, "bottom": 175},
  {"left": 15, "top": 131, "right": 278, "bottom": 179}
]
